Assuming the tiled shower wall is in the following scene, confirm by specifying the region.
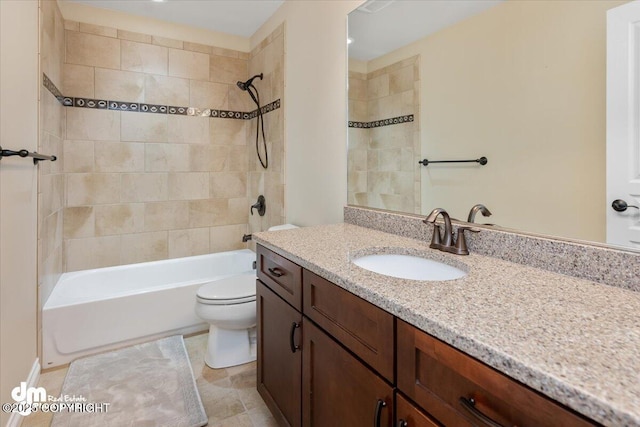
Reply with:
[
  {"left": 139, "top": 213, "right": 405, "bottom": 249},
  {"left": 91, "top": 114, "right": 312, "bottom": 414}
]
[
  {"left": 348, "top": 56, "right": 420, "bottom": 214},
  {"left": 248, "top": 24, "right": 285, "bottom": 240},
  {"left": 60, "top": 21, "right": 283, "bottom": 271},
  {"left": 39, "top": 0, "right": 65, "bottom": 307}
]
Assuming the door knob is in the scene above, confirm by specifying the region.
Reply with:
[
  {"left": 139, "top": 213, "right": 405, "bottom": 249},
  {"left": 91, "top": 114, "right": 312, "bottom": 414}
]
[{"left": 611, "top": 199, "right": 640, "bottom": 212}]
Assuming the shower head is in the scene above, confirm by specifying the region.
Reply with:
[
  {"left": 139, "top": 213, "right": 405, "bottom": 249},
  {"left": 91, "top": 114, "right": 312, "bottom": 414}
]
[{"left": 237, "top": 73, "right": 263, "bottom": 91}]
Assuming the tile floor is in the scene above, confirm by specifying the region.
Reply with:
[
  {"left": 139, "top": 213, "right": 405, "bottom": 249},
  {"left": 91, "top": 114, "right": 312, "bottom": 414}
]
[{"left": 21, "top": 333, "right": 277, "bottom": 427}]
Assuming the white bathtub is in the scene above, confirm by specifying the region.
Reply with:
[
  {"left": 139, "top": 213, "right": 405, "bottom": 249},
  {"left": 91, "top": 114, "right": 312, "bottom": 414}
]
[{"left": 42, "top": 249, "right": 256, "bottom": 368}]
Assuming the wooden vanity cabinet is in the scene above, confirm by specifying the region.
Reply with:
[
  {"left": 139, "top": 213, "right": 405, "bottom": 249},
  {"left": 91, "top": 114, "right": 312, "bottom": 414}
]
[
  {"left": 395, "top": 392, "right": 440, "bottom": 427},
  {"left": 396, "top": 320, "right": 597, "bottom": 427},
  {"left": 303, "top": 319, "right": 393, "bottom": 426}
]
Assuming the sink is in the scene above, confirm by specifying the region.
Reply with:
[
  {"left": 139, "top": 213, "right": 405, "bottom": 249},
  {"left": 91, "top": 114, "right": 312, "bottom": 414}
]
[{"left": 352, "top": 254, "right": 466, "bottom": 281}]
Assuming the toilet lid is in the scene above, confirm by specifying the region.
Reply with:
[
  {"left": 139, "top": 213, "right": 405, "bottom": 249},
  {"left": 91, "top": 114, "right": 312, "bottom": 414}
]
[{"left": 196, "top": 272, "right": 256, "bottom": 305}]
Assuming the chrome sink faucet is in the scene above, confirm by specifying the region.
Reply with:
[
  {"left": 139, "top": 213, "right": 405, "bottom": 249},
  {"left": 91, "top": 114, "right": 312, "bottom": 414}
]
[
  {"left": 424, "top": 208, "right": 475, "bottom": 255},
  {"left": 467, "top": 204, "right": 492, "bottom": 223}
]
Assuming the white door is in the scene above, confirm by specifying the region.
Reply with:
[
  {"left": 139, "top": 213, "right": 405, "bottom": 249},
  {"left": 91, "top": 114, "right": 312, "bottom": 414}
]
[{"left": 607, "top": 0, "right": 640, "bottom": 249}]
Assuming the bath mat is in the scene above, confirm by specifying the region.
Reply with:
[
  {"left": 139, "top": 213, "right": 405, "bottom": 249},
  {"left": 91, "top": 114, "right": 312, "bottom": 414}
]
[{"left": 51, "top": 335, "right": 207, "bottom": 427}]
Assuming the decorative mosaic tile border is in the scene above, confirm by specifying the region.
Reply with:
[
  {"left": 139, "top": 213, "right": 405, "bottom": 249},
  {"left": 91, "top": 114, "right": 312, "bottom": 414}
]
[
  {"left": 44, "top": 73, "right": 280, "bottom": 120},
  {"left": 349, "top": 114, "right": 414, "bottom": 129}
]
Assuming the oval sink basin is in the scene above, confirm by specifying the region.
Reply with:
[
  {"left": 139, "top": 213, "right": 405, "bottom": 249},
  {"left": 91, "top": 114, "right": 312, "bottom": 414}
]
[{"left": 352, "top": 254, "right": 466, "bottom": 281}]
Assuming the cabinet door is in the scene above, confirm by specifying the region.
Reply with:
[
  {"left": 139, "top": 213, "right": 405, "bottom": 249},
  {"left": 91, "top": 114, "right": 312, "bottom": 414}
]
[
  {"left": 303, "top": 320, "right": 393, "bottom": 427},
  {"left": 257, "top": 280, "right": 302, "bottom": 427},
  {"left": 395, "top": 392, "right": 440, "bottom": 427}
]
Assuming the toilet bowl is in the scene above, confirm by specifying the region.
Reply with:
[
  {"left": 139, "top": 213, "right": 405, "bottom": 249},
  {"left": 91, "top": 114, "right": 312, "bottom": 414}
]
[
  {"left": 195, "top": 273, "right": 257, "bottom": 368},
  {"left": 195, "top": 224, "right": 299, "bottom": 369}
]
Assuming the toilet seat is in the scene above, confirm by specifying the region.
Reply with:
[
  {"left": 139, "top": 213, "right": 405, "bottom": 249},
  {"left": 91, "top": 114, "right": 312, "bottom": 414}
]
[{"left": 196, "top": 272, "right": 256, "bottom": 305}]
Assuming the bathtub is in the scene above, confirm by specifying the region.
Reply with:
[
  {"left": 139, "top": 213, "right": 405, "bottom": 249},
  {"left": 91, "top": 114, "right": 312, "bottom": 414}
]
[{"left": 42, "top": 249, "right": 256, "bottom": 368}]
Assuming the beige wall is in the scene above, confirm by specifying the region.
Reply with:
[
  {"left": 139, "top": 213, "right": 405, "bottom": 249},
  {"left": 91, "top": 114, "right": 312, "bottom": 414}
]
[
  {"left": 364, "top": 0, "right": 625, "bottom": 242},
  {"left": 248, "top": 24, "right": 286, "bottom": 240},
  {"left": 348, "top": 56, "right": 420, "bottom": 213},
  {"left": 61, "top": 21, "right": 260, "bottom": 271},
  {"left": 253, "top": 1, "right": 361, "bottom": 226},
  {"left": 39, "top": 0, "right": 65, "bottom": 329},
  {"left": 0, "top": 1, "right": 39, "bottom": 424}
]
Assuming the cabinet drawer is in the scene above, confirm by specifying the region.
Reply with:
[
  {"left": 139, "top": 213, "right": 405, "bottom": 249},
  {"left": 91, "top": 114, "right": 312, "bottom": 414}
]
[
  {"left": 397, "top": 320, "right": 596, "bottom": 427},
  {"left": 257, "top": 244, "right": 303, "bottom": 311},
  {"left": 396, "top": 392, "right": 440, "bottom": 427},
  {"left": 303, "top": 269, "right": 394, "bottom": 382}
]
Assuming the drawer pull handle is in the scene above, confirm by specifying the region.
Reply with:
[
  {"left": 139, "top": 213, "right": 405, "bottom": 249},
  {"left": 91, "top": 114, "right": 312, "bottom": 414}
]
[
  {"left": 373, "top": 399, "right": 386, "bottom": 427},
  {"left": 268, "top": 267, "right": 284, "bottom": 277},
  {"left": 289, "top": 322, "right": 300, "bottom": 353},
  {"left": 397, "top": 420, "right": 408, "bottom": 427},
  {"left": 459, "top": 397, "right": 504, "bottom": 427}
]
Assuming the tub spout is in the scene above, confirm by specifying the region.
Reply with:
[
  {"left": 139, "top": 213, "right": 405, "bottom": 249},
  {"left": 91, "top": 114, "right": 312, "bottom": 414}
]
[{"left": 242, "top": 234, "right": 252, "bottom": 242}]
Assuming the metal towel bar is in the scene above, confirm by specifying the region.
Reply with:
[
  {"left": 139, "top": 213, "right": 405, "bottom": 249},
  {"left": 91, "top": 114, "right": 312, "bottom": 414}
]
[
  {"left": 418, "top": 156, "right": 487, "bottom": 167},
  {"left": 0, "top": 146, "right": 57, "bottom": 164}
]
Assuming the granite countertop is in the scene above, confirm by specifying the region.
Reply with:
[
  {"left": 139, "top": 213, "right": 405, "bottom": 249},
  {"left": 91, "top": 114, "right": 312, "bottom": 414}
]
[{"left": 253, "top": 223, "right": 640, "bottom": 427}]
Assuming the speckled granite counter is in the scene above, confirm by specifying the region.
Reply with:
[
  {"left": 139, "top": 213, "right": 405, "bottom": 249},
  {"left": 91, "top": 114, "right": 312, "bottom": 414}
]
[{"left": 253, "top": 223, "right": 640, "bottom": 427}]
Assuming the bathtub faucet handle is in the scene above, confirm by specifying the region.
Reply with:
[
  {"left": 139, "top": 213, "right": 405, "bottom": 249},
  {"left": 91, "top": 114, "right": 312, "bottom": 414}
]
[{"left": 251, "top": 195, "right": 266, "bottom": 216}]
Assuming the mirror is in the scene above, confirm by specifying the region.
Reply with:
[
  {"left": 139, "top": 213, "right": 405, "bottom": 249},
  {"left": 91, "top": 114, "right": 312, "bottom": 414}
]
[{"left": 347, "top": 0, "right": 637, "bottom": 251}]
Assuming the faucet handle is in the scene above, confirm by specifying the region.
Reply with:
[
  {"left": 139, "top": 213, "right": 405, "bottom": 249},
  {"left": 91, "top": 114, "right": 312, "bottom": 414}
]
[
  {"left": 430, "top": 224, "right": 443, "bottom": 250},
  {"left": 451, "top": 226, "right": 480, "bottom": 255}
]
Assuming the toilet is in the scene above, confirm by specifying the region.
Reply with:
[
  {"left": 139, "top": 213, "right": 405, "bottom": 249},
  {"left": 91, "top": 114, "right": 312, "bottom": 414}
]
[{"left": 195, "top": 224, "right": 298, "bottom": 368}]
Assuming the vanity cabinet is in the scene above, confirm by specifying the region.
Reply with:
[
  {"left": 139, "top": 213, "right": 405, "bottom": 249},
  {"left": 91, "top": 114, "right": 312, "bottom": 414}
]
[
  {"left": 257, "top": 245, "right": 597, "bottom": 426},
  {"left": 396, "top": 319, "right": 597, "bottom": 427}
]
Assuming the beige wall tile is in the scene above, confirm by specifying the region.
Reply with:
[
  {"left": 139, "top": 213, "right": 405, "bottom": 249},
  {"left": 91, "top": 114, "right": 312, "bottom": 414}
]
[
  {"left": 227, "top": 197, "right": 249, "bottom": 225},
  {"left": 168, "top": 48, "right": 209, "bottom": 80},
  {"left": 144, "top": 75, "right": 189, "bottom": 106},
  {"left": 168, "top": 228, "right": 210, "bottom": 258},
  {"left": 95, "top": 203, "right": 144, "bottom": 236},
  {"left": 210, "top": 224, "right": 247, "bottom": 252},
  {"left": 42, "top": 90, "right": 64, "bottom": 137},
  {"left": 168, "top": 172, "right": 209, "bottom": 200},
  {"left": 66, "top": 173, "right": 121, "bottom": 206},
  {"left": 94, "top": 68, "right": 145, "bottom": 102},
  {"left": 210, "top": 172, "right": 247, "bottom": 199},
  {"left": 66, "top": 31, "right": 120, "bottom": 69},
  {"left": 368, "top": 74, "right": 390, "bottom": 100},
  {"left": 228, "top": 84, "right": 253, "bottom": 112},
  {"left": 144, "top": 201, "right": 189, "bottom": 231},
  {"left": 211, "top": 46, "right": 240, "bottom": 59},
  {"left": 145, "top": 143, "right": 190, "bottom": 172},
  {"left": 79, "top": 23, "right": 117, "bottom": 38},
  {"left": 184, "top": 42, "right": 210, "bottom": 54},
  {"left": 121, "top": 40, "right": 168, "bottom": 76},
  {"left": 63, "top": 64, "right": 94, "bottom": 98},
  {"left": 65, "top": 236, "right": 121, "bottom": 271},
  {"left": 64, "top": 20, "right": 79, "bottom": 31},
  {"left": 152, "top": 36, "right": 183, "bottom": 49},
  {"left": 121, "top": 111, "right": 167, "bottom": 142},
  {"left": 121, "top": 231, "right": 168, "bottom": 264},
  {"left": 117, "top": 29, "right": 151, "bottom": 44},
  {"left": 63, "top": 140, "right": 94, "bottom": 173},
  {"left": 389, "top": 65, "right": 416, "bottom": 95},
  {"left": 95, "top": 142, "right": 145, "bottom": 172},
  {"left": 63, "top": 206, "right": 94, "bottom": 239},
  {"left": 189, "top": 145, "right": 223, "bottom": 172},
  {"left": 226, "top": 146, "right": 248, "bottom": 172},
  {"left": 188, "top": 199, "right": 223, "bottom": 228},
  {"left": 210, "top": 119, "right": 246, "bottom": 146},
  {"left": 210, "top": 55, "right": 247, "bottom": 85},
  {"left": 66, "top": 108, "right": 120, "bottom": 141},
  {"left": 121, "top": 173, "right": 168, "bottom": 202},
  {"left": 190, "top": 80, "right": 228, "bottom": 109},
  {"left": 167, "top": 115, "right": 209, "bottom": 144}
]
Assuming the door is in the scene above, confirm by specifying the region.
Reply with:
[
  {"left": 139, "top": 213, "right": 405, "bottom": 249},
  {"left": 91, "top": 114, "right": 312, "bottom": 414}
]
[
  {"left": 302, "top": 320, "right": 393, "bottom": 427},
  {"left": 607, "top": 0, "right": 640, "bottom": 248},
  {"left": 257, "top": 280, "right": 302, "bottom": 427}
]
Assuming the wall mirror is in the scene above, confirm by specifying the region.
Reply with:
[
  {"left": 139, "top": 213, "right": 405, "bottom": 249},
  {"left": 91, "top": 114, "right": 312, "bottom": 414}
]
[{"left": 347, "top": 0, "right": 640, "bottom": 252}]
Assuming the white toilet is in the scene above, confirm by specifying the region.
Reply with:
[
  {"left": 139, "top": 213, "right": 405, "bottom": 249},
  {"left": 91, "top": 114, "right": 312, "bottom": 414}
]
[{"left": 195, "top": 224, "right": 298, "bottom": 369}]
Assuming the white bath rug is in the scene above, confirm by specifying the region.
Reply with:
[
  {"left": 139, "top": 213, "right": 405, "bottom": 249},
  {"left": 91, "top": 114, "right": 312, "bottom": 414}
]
[{"left": 51, "top": 335, "right": 207, "bottom": 427}]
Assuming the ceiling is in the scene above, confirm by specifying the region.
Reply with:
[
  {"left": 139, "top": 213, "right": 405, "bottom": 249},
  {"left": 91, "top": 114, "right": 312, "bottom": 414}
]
[
  {"left": 64, "top": 0, "right": 285, "bottom": 38},
  {"left": 349, "top": 0, "right": 504, "bottom": 61}
]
